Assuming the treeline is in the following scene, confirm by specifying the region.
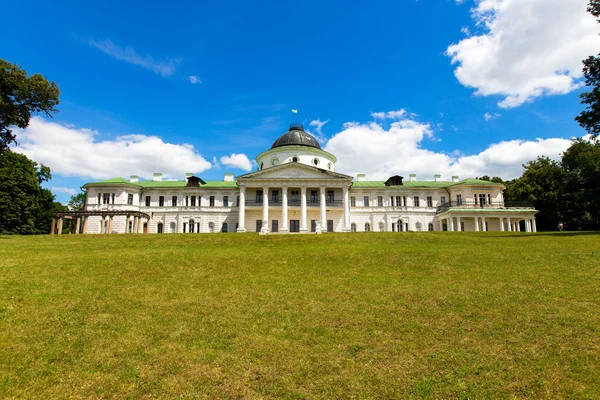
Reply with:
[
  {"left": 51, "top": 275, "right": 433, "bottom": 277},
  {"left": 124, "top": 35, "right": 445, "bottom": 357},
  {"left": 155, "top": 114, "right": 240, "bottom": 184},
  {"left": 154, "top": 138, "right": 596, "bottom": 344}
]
[{"left": 479, "top": 139, "right": 600, "bottom": 231}]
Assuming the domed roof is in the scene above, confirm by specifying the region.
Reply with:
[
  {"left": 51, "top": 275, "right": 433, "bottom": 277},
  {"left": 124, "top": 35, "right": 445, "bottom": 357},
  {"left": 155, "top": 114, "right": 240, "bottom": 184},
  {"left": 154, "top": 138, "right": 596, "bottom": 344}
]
[{"left": 271, "top": 123, "right": 321, "bottom": 149}]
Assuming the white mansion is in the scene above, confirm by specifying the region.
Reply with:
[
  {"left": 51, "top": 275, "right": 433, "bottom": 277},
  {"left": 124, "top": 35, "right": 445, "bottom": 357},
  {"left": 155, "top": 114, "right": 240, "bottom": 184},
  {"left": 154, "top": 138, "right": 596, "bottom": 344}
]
[{"left": 52, "top": 123, "right": 538, "bottom": 235}]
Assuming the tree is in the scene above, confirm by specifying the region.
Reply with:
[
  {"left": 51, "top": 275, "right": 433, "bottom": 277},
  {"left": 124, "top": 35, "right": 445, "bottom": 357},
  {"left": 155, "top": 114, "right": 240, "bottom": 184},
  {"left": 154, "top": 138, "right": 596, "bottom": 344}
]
[
  {"left": 0, "top": 151, "right": 55, "bottom": 234},
  {"left": 0, "top": 59, "right": 60, "bottom": 152},
  {"left": 576, "top": 1, "right": 600, "bottom": 139},
  {"left": 68, "top": 191, "right": 86, "bottom": 211},
  {"left": 504, "top": 157, "right": 565, "bottom": 232}
]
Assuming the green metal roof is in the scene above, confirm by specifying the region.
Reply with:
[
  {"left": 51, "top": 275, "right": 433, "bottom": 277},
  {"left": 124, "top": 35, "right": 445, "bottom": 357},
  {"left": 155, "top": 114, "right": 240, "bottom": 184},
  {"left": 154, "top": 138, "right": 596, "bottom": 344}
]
[
  {"left": 87, "top": 178, "right": 238, "bottom": 189},
  {"left": 448, "top": 178, "right": 501, "bottom": 187}
]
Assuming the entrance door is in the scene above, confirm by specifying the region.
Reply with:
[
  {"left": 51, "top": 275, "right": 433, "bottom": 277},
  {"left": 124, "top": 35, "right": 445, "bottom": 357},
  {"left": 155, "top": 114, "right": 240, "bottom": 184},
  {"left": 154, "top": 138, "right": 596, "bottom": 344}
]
[
  {"left": 290, "top": 220, "right": 300, "bottom": 232},
  {"left": 255, "top": 220, "right": 262, "bottom": 232},
  {"left": 272, "top": 220, "right": 278, "bottom": 233},
  {"left": 311, "top": 220, "right": 316, "bottom": 232}
]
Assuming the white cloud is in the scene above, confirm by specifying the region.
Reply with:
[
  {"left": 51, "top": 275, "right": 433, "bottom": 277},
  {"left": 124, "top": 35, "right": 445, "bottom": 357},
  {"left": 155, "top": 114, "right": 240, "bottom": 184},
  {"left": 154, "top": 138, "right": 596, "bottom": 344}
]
[
  {"left": 188, "top": 75, "right": 201, "bottom": 84},
  {"left": 371, "top": 109, "right": 407, "bottom": 120},
  {"left": 13, "top": 117, "right": 211, "bottom": 180},
  {"left": 87, "top": 38, "right": 181, "bottom": 77},
  {"left": 446, "top": 0, "right": 600, "bottom": 108},
  {"left": 220, "top": 153, "right": 253, "bottom": 171},
  {"left": 51, "top": 187, "right": 77, "bottom": 196},
  {"left": 324, "top": 111, "right": 572, "bottom": 181},
  {"left": 309, "top": 119, "right": 329, "bottom": 135},
  {"left": 484, "top": 112, "right": 501, "bottom": 121}
]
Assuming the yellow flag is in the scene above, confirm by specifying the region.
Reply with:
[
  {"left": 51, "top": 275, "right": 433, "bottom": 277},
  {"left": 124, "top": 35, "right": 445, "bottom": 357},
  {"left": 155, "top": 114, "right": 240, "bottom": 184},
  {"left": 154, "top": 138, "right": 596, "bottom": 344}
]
[{"left": 291, "top": 109, "right": 298, "bottom": 114}]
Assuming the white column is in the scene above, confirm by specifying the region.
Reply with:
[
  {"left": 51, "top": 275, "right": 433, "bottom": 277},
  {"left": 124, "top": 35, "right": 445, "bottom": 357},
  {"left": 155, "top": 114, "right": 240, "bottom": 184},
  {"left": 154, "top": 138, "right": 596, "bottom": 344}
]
[
  {"left": 281, "top": 186, "right": 289, "bottom": 232},
  {"left": 500, "top": 217, "right": 505, "bottom": 232},
  {"left": 320, "top": 186, "right": 327, "bottom": 232},
  {"left": 300, "top": 186, "right": 307, "bottom": 232},
  {"left": 532, "top": 217, "right": 537, "bottom": 233},
  {"left": 516, "top": 221, "right": 521, "bottom": 232},
  {"left": 475, "top": 217, "right": 480, "bottom": 232},
  {"left": 482, "top": 216, "right": 486, "bottom": 231},
  {"left": 237, "top": 186, "right": 246, "bottom": 232},
  {"left": 261, "top": 186, "right": 269, "bottom": 233},
  {"left": 449, "top": 216, "right": 454, "bottom": 232},
  {"left": 457, "top": 216, "right": 462, "bottom": 232},
  {"left": 507, "top": 217, "right": 512, "bottom": 232},
  {"left": 525, "top": 218, "right": 531, "bottom": 232},
  {"left": 343, "top": 186, "right": 351, "bottom": 231}
]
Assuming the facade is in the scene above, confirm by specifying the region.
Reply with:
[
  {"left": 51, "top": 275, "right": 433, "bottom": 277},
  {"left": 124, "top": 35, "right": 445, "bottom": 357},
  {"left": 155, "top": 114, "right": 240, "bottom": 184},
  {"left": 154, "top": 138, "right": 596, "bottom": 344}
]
[{"left": 54, "top": 123, "right": 538, "bottom": 234}]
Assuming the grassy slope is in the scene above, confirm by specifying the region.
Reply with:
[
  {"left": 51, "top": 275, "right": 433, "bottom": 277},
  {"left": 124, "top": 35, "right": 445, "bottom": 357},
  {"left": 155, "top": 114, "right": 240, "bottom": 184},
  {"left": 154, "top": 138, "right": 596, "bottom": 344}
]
[{"left": 0, "top": 232, "right": 599, "bottom": 399}]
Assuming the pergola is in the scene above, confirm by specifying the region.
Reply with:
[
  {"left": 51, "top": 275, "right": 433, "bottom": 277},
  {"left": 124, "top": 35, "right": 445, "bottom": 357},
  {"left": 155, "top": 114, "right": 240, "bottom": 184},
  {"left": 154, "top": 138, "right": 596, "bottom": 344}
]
[{"left": 51, "top": 211, "right": 151, "bottom": 235}]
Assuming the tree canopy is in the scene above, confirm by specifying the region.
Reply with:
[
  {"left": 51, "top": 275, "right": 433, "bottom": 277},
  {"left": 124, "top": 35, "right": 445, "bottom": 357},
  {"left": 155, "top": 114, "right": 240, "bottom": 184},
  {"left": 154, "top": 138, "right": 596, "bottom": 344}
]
[{"left": 0, "top": 59, "right": 60, "bottom": 152}]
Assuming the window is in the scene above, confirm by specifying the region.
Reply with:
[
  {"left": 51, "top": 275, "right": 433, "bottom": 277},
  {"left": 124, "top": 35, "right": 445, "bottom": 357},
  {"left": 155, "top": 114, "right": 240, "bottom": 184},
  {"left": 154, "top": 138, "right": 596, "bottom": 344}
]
[
  {"left": 456, "top": 194, "right": 462, "bottom": 205},
  {"left": 351, "top": 223, "right": 357, "bottom": 232},
  {"left": 272, "top": 220, "right": 278, "bottom": 233},
  {"left": 365, "top": 223, "right": 371, "bottom": 232},
  {"left": 256, "top": 220, "right": 262, "bottom": 232},
  {"left": 327, "top": 220, "right": 334, "bottom": 232},
  {"left": 236, "top": 196, "right": 240, "bottom": 207},
  {"left": 271, "top": 158, "right": 279, "bottom": 166},
  {"left": 292, "top": 157, "right": 298, "bottom": 162},
  {"left": 487, "top": 194, "right": 492, "bottom": 204},
  {"left": 363, "top": 196, "right": 369, "bottom": 207},
  {"left": 313, "top": 158, "right": 319, "bottom": 166},
  {"left": 428, "top": 223, "right": 434, "bottom": 231},
  {"left": 427, "top": 196, "right": 433, "bottom": 207},
  {"left": 378, "top": 196, "right": 383, "bottom": 207},
  {"left": 103, "top": 193, "right": 111, "bottom": 204},
  {"left": 272, "top": 190, "right": 279, "bottom": 202},
  {"left": 390, "top": 196, "right": 394, "bottom": 207},
  {"left": 311, "top": 220, "right": 316, "bottom": 232},
  {"left": 441, "top": 196, "right": 446, "bottom": 205},
  {"left": 479, "top": 194, "right": 486, "bottom": 207},
  {"left": 210, "top": 196, "right": 215, "bottom": 207},
  {"left": 127, "top": 194, "right": 133, "bottom": 205},
  {"left": 111, "top": 193, "right": 115, "bottom": 204},
  {"left": 397, "top": 220, "right": 404, "bottom": 232},
  {"left": 159, "top": 196, "right": 164, "bottom": 207},
  {"left": 190, "top": 196, "right": 196, "bottom": 207},
  {"left": 172, "top": 196, "right": 177, "bottom": 206},
  {"left": 157, "top": 223, "right": 163, "bottom": 233},
  {"left": 189, "top": 220, "right": 195, "bottom": 233},
  {"left": 327, "top": 162, "right": 332, "bottom": 170},
  {"left": 145, "top": 196, "right": 151, "bottom": 207},
  {"left": 223, "top": 196, "right": 229, "bottom": 207},
  {"left": 185, "top": 196, "right": 189, "bottom": 207},
  {"left": 461, "top": 222, "right": 465, "bottom": 232},
  {"left": 311, "top": 190, "right": 318, "bottom": 203},
  {"left": 290, "top": 220, "right": 300, "bottom": 232},
  {"left": 416, "top": 222, "right": 422, "bottom": 231},
  {"left": 256, "top": 190, "right": 263, "bottom": 203},
  {"left": 327, "top": 190, "right": 334, "bottom": 202},
  {"left": 403, "top": 196, "right": 407, "bottom": 207},
  {"left": 183, "top": 222, "right": 187, "bottom": 233},
  {"left": 222, "top": 223, "right": 228, "bottom": 233},
  {"left": 350, "top": 196, "right": 356, "bottom": 207},
  {"left": 396, "top": 196, "right": 402, "bottom": 207},
  {"left": 414, "top": 196, "right": 420, "bottom": 207},
  {"left": 291, "top": 190, "right": 299, "bottom": 201},
  {"left": 97, "top": 193, "right": 101, "bottom": 204},
  {"left": 260, "top": 162, "right": 263, "bottom": 170}
]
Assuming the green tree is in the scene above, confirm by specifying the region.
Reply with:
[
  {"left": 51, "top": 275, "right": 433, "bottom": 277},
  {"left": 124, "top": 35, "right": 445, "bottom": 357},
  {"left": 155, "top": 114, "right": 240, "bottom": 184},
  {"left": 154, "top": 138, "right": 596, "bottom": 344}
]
[
  {"left": 68, "top": 191, "right": 86, "bottom": 211},
  {"left": 0, "top": 151, "right": 55, "bottom": 234},
  {"left": 504, "top": 157, "right": 565, "bottom": 231},
  {"left": 576, "top": 0, "right": 600, "bottom": 139},
  {"left": 0, "top": 59, "right": 60, "bottom": 152}
]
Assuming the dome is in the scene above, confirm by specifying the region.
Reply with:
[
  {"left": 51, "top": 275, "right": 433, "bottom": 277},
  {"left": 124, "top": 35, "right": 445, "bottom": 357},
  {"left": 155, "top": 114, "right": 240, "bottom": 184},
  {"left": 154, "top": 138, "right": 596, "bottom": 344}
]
[{"left": 271, "top": 123, "right": 321, "bottom": 149}]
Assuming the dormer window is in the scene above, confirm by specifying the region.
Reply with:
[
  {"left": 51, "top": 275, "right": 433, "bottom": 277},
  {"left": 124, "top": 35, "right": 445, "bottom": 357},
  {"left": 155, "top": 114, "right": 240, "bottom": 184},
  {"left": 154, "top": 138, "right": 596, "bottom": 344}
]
[
  {"left": 292, "top": 157, "right": 298, "bottom": 162},
  {"left": 385, "top": 175, "right": 404, "bottom": 186}
]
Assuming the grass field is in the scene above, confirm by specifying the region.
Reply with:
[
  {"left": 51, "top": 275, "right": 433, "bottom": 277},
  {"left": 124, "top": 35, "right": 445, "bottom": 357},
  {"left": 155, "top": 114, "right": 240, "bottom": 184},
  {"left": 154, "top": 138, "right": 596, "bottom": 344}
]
[{"left": 0, "top": 232, "right": 599, "bottom": 399}]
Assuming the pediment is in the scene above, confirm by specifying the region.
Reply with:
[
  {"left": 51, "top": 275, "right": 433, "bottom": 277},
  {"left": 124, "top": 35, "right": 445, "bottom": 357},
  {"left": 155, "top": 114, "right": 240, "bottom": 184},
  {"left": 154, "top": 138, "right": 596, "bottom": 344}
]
[{"left": 238, "top": 163, "right": 352, "bottom": 181}]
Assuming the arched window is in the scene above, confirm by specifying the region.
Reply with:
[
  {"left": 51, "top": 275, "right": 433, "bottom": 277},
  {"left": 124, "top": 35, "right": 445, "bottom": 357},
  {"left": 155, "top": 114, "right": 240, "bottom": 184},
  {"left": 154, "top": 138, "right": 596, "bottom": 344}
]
[
  {"left": 428, "top": 223, "right": 434, "bottom": 231},
  {"left": 327, "top": 162, "right": 332, "bottom": 170},
  {"left": 365, "top": 222, "right": 371, "bottom": 232},
  {"left": 292, "top": 156, "right": 298, "bottom": 162},
  {"left": 351, "top": 223, "right": 357, "bottom": 232},
  {"left": 312, "top": 158, "right": 319, "bottom": 166},
  {"left": 260, "top": 162, "right": 264, "bottom": 170},
  {"left": 189, "top": 219, "right": 195, "bottom": 233},
  {"left": 157, "top": 222, "right": 163, "bottom": 233},
  {"left": 397, "top": 219, "right": 403, "bottom": 232},
  {"left": 221, "top": 222, "right": 228, "bottom": 233}
]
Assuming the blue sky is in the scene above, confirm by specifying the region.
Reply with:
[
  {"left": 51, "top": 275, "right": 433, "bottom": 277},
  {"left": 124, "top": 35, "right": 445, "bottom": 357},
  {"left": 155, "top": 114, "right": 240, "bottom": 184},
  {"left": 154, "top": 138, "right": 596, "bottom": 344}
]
[{"left": 2, "top": 0, "right": 597, "bottom": 203}]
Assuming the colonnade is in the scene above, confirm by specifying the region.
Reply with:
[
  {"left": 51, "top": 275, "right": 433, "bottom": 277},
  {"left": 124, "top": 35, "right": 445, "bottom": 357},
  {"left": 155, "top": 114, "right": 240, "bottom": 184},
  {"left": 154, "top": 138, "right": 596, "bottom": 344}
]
[
  {"left": 440, "top": 215, "right": 537, "bottom": 232},
  {"left": 51, "top": 213, "right": 150, "bottom": 234},
  {"left": 237, "top": 184, "right": 351, "bottom": 233}
]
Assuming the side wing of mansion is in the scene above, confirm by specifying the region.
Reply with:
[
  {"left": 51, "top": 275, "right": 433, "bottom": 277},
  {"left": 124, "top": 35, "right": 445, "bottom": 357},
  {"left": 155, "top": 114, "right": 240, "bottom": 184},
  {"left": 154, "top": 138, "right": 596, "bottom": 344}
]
[{"left": 52, "top": 123, "right": 538, "bottom": 235}]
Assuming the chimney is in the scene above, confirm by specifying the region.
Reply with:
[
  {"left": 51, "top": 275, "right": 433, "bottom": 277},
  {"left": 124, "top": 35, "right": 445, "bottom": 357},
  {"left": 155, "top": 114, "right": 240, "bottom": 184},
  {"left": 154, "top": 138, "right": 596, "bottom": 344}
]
[
  {"left": 409, "top": 174, "right": 417, "bottom": 182},
  {"left": 452, "top": 175, "right": 459, "bottom": 183},
  {"left": 153, "top": 173, "right": 162, "bottom": 182},
  {"left": 129, "top": 175, "right": 139, "bottom": 183},
  {"left": 224, "top": 172, "right": 234, "bottom": 182},
  {"left": 357, "top": 173, "right": 366, "bottom": 182},
  {"left": 434, "top": 174, "right": 441, "bottom": 182}
]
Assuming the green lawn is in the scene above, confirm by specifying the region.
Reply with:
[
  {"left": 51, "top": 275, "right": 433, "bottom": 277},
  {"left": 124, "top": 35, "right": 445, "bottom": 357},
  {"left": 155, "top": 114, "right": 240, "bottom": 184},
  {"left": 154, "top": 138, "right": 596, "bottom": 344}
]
[{"left": 0, "top": 232, "right": 599, "bottom": 399}]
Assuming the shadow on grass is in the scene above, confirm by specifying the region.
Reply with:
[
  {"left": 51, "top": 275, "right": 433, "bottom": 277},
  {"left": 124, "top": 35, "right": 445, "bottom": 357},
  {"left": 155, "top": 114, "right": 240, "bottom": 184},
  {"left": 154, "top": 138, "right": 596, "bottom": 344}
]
[{"left": 485, "top": 231, "right": 600, "bottom": 238}]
